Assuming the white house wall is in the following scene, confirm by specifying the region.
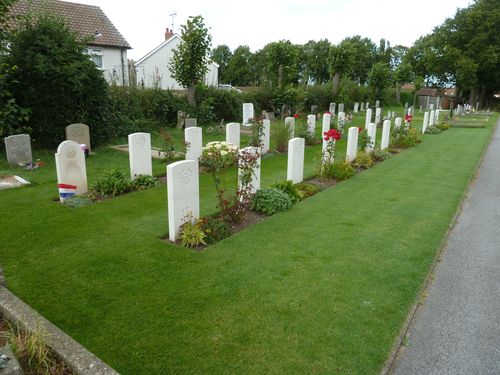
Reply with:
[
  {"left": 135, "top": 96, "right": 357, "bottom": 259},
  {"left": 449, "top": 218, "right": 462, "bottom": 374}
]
[
  {"left": 89, "top": 45, "right": 128, "bottom": 86},
  {"left": 136, "top": 37, "right": 218, "bottom": 89}
]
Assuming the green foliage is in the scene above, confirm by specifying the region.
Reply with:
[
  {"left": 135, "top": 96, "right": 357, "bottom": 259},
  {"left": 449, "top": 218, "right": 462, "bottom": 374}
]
[
  {"left": 302, "top": 39, "right": 332, "bottom": 84},
  {"left": 331, "top": 162, "right": 356, "bottom": 181},
  {"left": 132, "top": 175, "right": 160, "bottom": 190},
  {"left": 358, "top": 128, "right": 370, "bottom": 151},
  {"left": 159, "top": 129, "right": 177, "bottom": 161},
  {"left": 353, "top": 151, "right": 374, "bottom": 169},
  {"left": 295, "top": 182, "right": 321, "bottom": 199},
  {"left": 371, "top": 148, "right": 392, "bottom": 162},
  {"left": 392, "top": 126, "right": 420, "bottom": 148},
  {"left": 91, "top": 169, "right": 132, "bottom": 197},
  {"left": 436, "top": 123, "right": 450, "bottom": 131},
  {"left": 270, "top": 180, "right": 301, "bottom": 204},
  {"left": 170, "top": 16, "right": 212, "bottom": 105},
  {"left": 271, "top": 121, "right": 292, "bottom": 153},
  {"left": 425, "top": 126, "right": 442, "bottom": 134},
  {"left": 225, "top": 45, "right": 254, "bottom": 86},
  {"left": 210, "top": 45, "right": 232, "bottom": 83},
  {"left": 179, "top": 220, "right": 206, "bottom": 248},
  {"left": 195, "top": 85, "right": 242, "bottom": 122},
  {"left": 251, "top": 188, "right": 292, "bottom": 215},
  {"left": 5, "top": 12, "right": 108, "bottom": 148},
  {"left": 258, "top": 40, "right": 300, "bottom": 88},
  {"left": 199, "top": 216, "right": 231, "bottom": 244},
  {"left": 368, "top": 62, "right": 393, "bottom": 97}
]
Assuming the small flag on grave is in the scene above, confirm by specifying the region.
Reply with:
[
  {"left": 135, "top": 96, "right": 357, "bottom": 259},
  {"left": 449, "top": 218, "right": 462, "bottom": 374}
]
[{"left": 58, "top": 183, "right": 77, "bottom": 202}]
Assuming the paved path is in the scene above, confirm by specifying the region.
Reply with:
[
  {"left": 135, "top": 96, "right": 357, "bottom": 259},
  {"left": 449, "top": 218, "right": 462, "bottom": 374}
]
[{"left": 392, "top": 119, "right": 500, "bottom": 375}]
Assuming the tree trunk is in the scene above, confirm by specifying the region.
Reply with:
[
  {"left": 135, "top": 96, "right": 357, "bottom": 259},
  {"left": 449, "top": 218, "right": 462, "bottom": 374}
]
[
  {"left": 469, "top": 87, "right": 477, "bottom": 106},
  {"left": 332, "top": 72, "right": 340, "bottom": 96},
  {"left": 187, "top": 86, "right": 196, "bottom": 107},
  {"left": 278, "top": 64, "right": 283, "bottom": 88},
  {"left": 396, "top": 85, "right": 401, "bottom": 103},
  {"left": 479, "top": 85, "right": 487, "bottom": 109}
]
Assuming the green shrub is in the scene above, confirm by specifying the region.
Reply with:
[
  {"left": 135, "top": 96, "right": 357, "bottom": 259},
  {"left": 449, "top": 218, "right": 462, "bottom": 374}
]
[
  {"left": 272, "top": 121, "right": 292, "bottom": 153},
  {"left": 353, "top": 151, "right": 374, "bottom": 169},
  {"left": 371, "top": 148, "right": 392, "bottom": 162},
  {"left": 295, "top": 182, "right": 321, "bottom": 199},
  {"left": 270, "top": 180, "right": 301, "bottom": 204},
  {"left": 179, "top": 220, "right": 206, "bottom": 248},
  {"left": 252, "top": 188, "right": 292, "bottom": 215},
  {"left": 91, "top": 169, "right": 132, "bottom": 197},
  {"left": 425, "top": 126, "right": 442, "bottom": 134},
  {"left": 331, "top": 162, "right": 356, "bottom": 181},
  {"left": 391, "top": 127, "right": 420, "bottom": 148},
  {"left": 436, "top": 123, "right": 450, "bottom": 131},
  {"left": 132, "top": 175, "right": 160, "bottom": 190},
  {"left": 199, "top": 216, "right": 231, "bottom": 244}
]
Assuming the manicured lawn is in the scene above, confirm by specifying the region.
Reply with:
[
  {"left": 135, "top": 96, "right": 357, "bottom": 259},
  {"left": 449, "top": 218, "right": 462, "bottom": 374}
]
[{"left": 0, "top": 111, "right": 496, "bottom": 374}]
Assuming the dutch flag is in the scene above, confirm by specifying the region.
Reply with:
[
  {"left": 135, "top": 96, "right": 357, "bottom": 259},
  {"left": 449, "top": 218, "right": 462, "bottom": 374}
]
[{"left": 58, "top": 183, "right": 77, "bottom": 202}]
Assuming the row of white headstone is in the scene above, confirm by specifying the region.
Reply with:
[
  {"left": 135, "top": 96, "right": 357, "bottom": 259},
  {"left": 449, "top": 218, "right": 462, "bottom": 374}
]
[{"left": 421, "top": 110, "right": 441, "bottom": 133}]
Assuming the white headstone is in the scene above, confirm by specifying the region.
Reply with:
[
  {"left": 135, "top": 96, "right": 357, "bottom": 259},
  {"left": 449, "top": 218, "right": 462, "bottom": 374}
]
[
  {"left": 366, "top": 123, "right": 377, "bottom": 153},
  {"left": 226, "top": 122, "right": 240, "bottom": 148},
  {"left": 242, "top": 103, "right": 254, "bottom": 125},
  {"left": 307, "top": 114, "right": 316, "bottom": 136},
  {"left": 238, "top": 146, "right": 260, "bottom": 193},
  {"left": 4, "top": 134, "right": 32, "bottom": 166},
  {"left": 366, "top": 101, "right": 370, "bottom": 109},
  {"left": 285, "top": 117, "right": 295, "bottom": 137},
  {"left": 167, "top": 160, "right": 200, "bottom": 242},
  {"left": 55, "top": 140, "right": 87, "bottom": 202},
  {"left": 395, "top": 117, "right": 402, "bottom": 129},
  {"left": 287, "top": 138, "right": 305, "bottom": 184},
  {"left": 322, "top": 113, "right": 331, "bottom": 135},
  {"left": 375, "top": 107, "right": 381, "bottom": 125},
  {"left": 338, "top": 112, "right": 346, "bottom": 133},
  {"left": 329, "top": 102, "right": 336, "bottom": 114},
  {"left": 354, "top": 102, "right": 360, "bottom": 113},
  {"left": 375, "top": 100, "right": 380, "bottom": 108},
  {"left": 381, "top": 120, "right": 391, "bottom": 150},
  {"left": 128, "top": 132, "right": 152, "bottom": 179},
  {"left": 262, "top": 119, "right": 271, "bottom": 154},
  {"left": 422, "top": 112, "right": 429, "bottom": 134},
  {"left": 407, "top": 106, "right": 412, "bottom": 116},
  {"left": 429, "top": 103, "right": 435, "bottom": 111},
  {"left": 346, "top": 126, "right": 359, "bottom": 163},
  {"left": 66, "top": 123, "right": 91, "bottom": 152},
  {"left": 338, "top": 103, "right": 344, "bottom": 114},
  {"left": 185, "top": 127, "right": 202, "bottom": 161},
  {"left": 365, "top": 108, "right": 372, "bottom": 128},
  {"left": 185, "top": 118, "right": 197, "bottom": 128},
  {"left": 361, "top": 102, "right": 365, "bottom": 111},
  {"left": 429, "top": 110, "right": 435, "bottom": 127},
  {"left": 435, "top": 109, "right": 440, "bottom": 125}
]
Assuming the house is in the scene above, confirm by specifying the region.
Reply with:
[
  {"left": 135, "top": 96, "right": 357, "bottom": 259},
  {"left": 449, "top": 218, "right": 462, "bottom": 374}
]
[
  {"left": 9, "top": 0, "right": 131, "bottom": 86},
  {"left": 416, "top": 87, "right": 457, "bottom": 109},
  {"left": 135, "top": 28, "right": 219, "bottom": 89}
]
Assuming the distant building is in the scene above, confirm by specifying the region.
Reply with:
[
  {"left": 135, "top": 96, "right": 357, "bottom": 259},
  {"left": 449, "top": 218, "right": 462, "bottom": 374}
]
[
  {"left": 135, "top": 28, "right": 218, "bottom": 90},
  {"left": 9, "top": 0, "right": 131, "bottom": 86}
]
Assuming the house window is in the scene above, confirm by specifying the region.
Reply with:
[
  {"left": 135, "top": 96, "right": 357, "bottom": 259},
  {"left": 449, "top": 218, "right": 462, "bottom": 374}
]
[{"left": 84, "top": 48, "right": 103, "bottom": 69}]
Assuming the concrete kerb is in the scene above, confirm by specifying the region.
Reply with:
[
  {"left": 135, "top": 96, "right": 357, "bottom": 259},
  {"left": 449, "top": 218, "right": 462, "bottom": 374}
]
[
  {"left": 0, "top": 269, "right": 119, "bottom": 375},
  {"left": 381, "top": 116, "right": 499, "bottom": 375}
]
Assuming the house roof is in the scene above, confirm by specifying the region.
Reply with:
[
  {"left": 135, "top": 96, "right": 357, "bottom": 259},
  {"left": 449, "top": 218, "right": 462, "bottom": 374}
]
[
  {"left": 8, "top": 0, "right": 131, "bottom": 49},
  {"left": 135, "top": 34, "right": 219, "bottom": 68},
  {"left": 416, "top": 87, "right": 440, "bottom": 97}
]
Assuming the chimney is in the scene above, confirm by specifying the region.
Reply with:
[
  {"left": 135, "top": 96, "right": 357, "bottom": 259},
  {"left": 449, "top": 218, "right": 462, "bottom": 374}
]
[{"left": 165, "top": 28, "right": 174, "bottom": 41}]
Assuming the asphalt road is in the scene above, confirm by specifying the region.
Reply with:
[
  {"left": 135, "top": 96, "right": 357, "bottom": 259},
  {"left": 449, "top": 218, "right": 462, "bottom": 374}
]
[{"left": 392, "top": 118, "right": 500, "bottom": 375}]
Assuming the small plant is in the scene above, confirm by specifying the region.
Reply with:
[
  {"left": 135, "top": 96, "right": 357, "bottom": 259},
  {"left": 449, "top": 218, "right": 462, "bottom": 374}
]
[
  {"left": 248, "top": 118, "right": 264, "bottom": 148},
  {"left": 358, "top": 128, "right": 370, "bottom": 151},
  {"left": 179, "top": 219, "right": 206, "bottom": 248},
  {"left": 371, "top": 148, "right": 392, "bottom": 162},
  {"left": 436, "top": 123, "right": 450, "bottom": 131},
  {"left": 331, "top": 162, "right": 355, "bottom": 181},
  {"left": 270, "top": 180, "right": 301, "bottom": 204},
  {"left": 132, "top": 175, "right": 161, "bottom": 190},
  {"left": 295, "top": 182, "right": 321, "bottom": 199},
  {"left": 159, "top": 128, "right": 176, "bottom": 160},
  {"left": 199, "top": 216, "right": 231, "bottom": 244},
  {"left": 392, "top": 126, "right": 419, "bottom": 148},
  {"left": 352, "top": 151, "right": 374, "bottom": 169},
  {"left": 425, "top": 126, "right": 442, "bottom": 134},
  {"left": 251, "top": 188, "right": 292, "bottom": 215},
  {"left": 318, "top": 128, "right": 342, "bottom": 180},
  {"left": 272, "top": 121, "right": 292, "bottom": 153},
  {"left": 91, "top": 169, "right": 132, "bottom": 197}
]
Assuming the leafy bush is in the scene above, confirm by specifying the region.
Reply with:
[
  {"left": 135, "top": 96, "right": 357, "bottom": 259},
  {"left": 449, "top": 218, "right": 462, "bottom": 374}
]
[
  {"left": 91, "top": 169, "right": 132, "bottom": 197},
  {"left": 199, "top": 216, "right": 231, "bottom": 244},
  {"left": 295, "top": 182, "right": 321, "bottom": 199},
  {"left": 272, "top": 121, "right": 292, "bottom": 152},
  {"left": 391, "top": 126, "right": 420, "bottom": 148},
  {"left": 179, "top": 220, "right": 206, "bottom": 248},
  {"left": 132, "top": 175, "right": 160, "bottom": 190},
  {"left": 353, "top": 151, "right": 374, "bottom": 169},
  {"left": 358, "top": 128, "right": 370, "bottom": 151},
  {"left": 270, "top": 180, "right": 301, "bottom": 204},
  {"left": 425, "top": 126, "right": 442, "bottom": 134},
  {"left": 251, "top": 188, "right": 292, "bottom": 215},
  {"left": 436, "top": 123, "right": 450, "bottom": 131},
  {"left": 371, "top": 148, "right": 392, "bottom": 162},
  {"left": 331, "top": 162, "right": 356, "bottom": 181}
]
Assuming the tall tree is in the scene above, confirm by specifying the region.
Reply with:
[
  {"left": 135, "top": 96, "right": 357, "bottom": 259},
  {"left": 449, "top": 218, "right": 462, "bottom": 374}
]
[
  {"left": 393, "top": 62, "right": 414, "bottom": 103},
  {"left": 210, "top": 44, "right": 232, "bottom": 84},
  {"left": 328, "top": 41, "right": 353, "bottom": 96},
  {"left": 302, "top": 39, "right": 331, "bottom": 85},
  {"left": 260, "top": 40, "right": 300, "bottom": 88},
  {"left": 368, "top": 62, "right": 393, "bottom": 98},
  {"left": 170, "top": 15, "right": 212, "bottom": 106},
  {"left": 225, "top": 45, "right": 253, "bottom": 86},
  {"left": 343, "top": 36, "right": 377, "bottom": 85}
]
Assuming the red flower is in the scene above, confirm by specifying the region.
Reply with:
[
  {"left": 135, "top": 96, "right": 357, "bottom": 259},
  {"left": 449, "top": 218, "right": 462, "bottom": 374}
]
[
  {"left": 293, "top": 113, "right": 300, "bottom": 119},
  {"left": 405, "top": 114, "right": 413, "bottom": 122},
  {"left": 324, "top": 111, "right": 331, "bottom": 115},
  {"left": 323, "top": 129, "right": 342, "bottom": 141},
  {"left": 358, "top": 127, "right": 363, "bottom": 133}
]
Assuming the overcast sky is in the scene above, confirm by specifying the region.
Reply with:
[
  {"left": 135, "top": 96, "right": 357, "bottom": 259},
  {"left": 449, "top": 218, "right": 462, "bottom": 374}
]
[{"left": 74, "top": 0, "right": 472, "bottom": 60}]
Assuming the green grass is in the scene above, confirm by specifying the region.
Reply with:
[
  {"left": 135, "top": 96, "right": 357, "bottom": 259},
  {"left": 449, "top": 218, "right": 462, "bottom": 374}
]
[{"left": 0, "top": 111, "right": 496, "bottom": 374}]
